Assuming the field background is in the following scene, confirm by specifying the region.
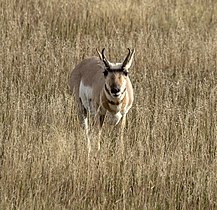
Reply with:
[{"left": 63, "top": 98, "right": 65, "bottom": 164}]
[{"left": 1, "top": 0, "right": 217, "bottom": 209}]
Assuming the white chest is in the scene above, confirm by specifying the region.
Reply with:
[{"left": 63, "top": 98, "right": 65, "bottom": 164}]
[
  {"left": 106, "top": 106, "right": 129, "bottom": 125},
  {"left": 106, "top": 93, "right": 130, "bottom": 125},
  {"left": 106, "top": 112, "right": 122, "bottom": 125}
]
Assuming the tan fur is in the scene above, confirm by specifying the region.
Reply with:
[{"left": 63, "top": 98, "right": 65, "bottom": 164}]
[{"left": 69, "top": 57, "right": 104, "bottom": 103}]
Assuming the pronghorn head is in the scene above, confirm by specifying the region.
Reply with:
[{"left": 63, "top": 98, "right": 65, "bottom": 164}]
[{"left": 97, "top": 48, "right": 135, "bottom": 98}]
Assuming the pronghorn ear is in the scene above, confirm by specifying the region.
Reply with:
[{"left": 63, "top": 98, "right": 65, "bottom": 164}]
[{"left": 122, "top": 48, "right": 135, "bottom": 71}]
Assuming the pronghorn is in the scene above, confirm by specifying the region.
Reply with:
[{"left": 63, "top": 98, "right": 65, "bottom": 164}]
[{"left": 68, "top": 48, "right": 135, "bottom": 152}]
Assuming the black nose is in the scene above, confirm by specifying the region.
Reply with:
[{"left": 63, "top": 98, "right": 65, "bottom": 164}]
[{"left": 111, "top": 87, "right": 120, "bottom": 94}]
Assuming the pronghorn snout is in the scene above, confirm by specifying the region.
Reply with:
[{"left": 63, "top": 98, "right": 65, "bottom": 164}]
[
  {"left": 111, "top": 87, "right": 120, "bottom": 94},
  {"left": 111, "top": 87, "right": 120, "bottom": 95}
]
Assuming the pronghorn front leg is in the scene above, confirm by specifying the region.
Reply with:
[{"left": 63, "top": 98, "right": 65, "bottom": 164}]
[
  {"left": 97, "top": 114, "right": 105, "bottom": 150},
  {"left": 120, "top": 114, "right": 126, "bottom": 155},
  {"left": 93, "top": 104, "right": 106, "bottom": 151}
]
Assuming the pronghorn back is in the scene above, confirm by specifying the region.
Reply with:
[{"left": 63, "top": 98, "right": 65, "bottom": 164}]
[{"left": 69, "top": 57, "right": 105, "bottom": 107}]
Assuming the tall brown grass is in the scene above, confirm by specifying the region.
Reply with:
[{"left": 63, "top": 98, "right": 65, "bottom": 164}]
[{"left": 1, "top": 0, "right": 217, "bottom": 209}]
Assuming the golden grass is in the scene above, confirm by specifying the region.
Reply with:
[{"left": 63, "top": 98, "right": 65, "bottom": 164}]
[{"left": 1, "top": 0, "right": 217, "bottom": 209}]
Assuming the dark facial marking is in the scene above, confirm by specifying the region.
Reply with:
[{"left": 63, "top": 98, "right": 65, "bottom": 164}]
[
  {"left": 123, "top": 70, "right": 128, "bottom": 76},
  {"left": 103, "top": 70, "right": 108, "bottom": 77}
]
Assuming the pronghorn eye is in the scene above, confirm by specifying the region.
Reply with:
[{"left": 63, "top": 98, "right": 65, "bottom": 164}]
[
  {"left": 123, "top": 71, "right": 128, "bottom": 76},
  {"left": 103, "top": 70, "right": 108, "bottom": 77}
]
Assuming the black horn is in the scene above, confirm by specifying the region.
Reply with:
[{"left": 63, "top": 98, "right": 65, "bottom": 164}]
[
  {"left": 101, "top": 48, "right": 110, "bottom": 69},
  {"left": 122, "top": 48, "right": 131, "bottom": 69}
]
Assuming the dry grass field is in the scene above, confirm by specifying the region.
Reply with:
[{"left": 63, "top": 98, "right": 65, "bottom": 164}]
[{"left": 1, "top": 0, "right": 217, "bottom": 209}]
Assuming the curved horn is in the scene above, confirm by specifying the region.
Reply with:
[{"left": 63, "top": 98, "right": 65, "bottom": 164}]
[
  {"left": 101, "top": 48, "right": 111, "bottom": 68},
  {"left": 101, "top": 48, "right": 106, "bottom": 60},
  {"left": 122, "top": 48, "right": 135, "bottom": 70},
  {"left": 96, "top": 48, "right": 111, "bottom": 68},
  {"left": 122, "top": 48, "right": 131, "bottom": 68}
]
